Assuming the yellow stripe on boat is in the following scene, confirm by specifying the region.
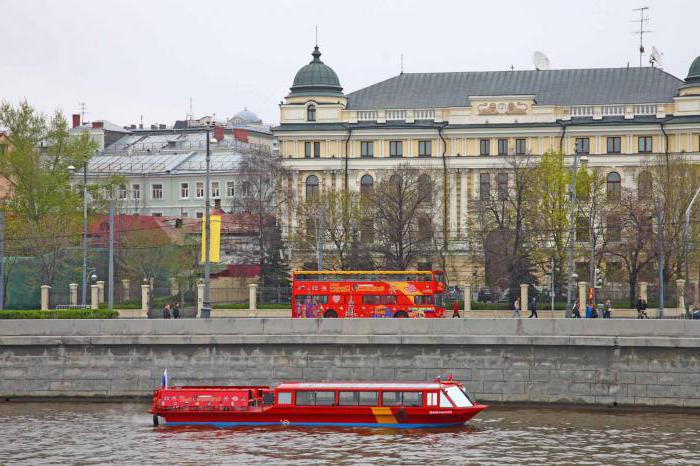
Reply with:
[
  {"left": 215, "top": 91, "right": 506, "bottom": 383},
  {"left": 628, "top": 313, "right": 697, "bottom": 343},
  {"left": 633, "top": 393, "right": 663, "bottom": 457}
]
[{"left": 371, "top": 407, "right": 397, "bottom": 424}]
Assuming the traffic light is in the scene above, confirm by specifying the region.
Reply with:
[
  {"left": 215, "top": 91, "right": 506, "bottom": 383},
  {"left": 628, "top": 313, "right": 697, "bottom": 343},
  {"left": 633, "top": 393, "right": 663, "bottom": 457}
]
[{"left": 594, "top": 267, "right": 603, "bottom": 289}]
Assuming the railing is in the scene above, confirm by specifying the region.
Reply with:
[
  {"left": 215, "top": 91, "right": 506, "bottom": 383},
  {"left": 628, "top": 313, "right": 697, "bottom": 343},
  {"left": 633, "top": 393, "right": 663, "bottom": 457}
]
[
  {"left": 104, "top": 139, "right": 269, "bottom": 154},
  {"left": 634, "top": 104, "right": 657, "bottom": 115},
  {"left": 357, "top": 111, "right": 378, "bottom": 121},
  {"left": 571, "top": 106, "right": 594, "bottom": 117},
  {"left": 385, "top": 110, "right": 406, "bottom": 121},
  {"left": 414, "top": 109, "right": 435, "bottom": 120},
  {"left": 571, "top": 104, "right": 659, "bottom": 118},
  {"left": 601, "top": 105, "right": 625, "bottom": 117}
]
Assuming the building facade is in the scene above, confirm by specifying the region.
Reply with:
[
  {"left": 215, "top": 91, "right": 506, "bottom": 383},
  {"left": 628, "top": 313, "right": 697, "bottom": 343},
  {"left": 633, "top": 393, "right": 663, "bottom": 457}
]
[{"left": 274, "top": 47, "right": 700, "bottom": 282}]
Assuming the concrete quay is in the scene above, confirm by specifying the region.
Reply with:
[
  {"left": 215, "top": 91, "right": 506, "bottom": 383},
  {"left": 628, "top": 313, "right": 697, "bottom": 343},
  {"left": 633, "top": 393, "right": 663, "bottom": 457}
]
[{"left": 1, "top": 319, "right": 699, "bottom": 408}]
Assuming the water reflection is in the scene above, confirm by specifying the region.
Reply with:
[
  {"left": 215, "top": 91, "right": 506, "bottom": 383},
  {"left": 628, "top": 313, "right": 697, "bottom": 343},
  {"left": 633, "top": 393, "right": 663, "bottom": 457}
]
[{"left": 0, "top": 402, "right": 698, "bottom": 465}]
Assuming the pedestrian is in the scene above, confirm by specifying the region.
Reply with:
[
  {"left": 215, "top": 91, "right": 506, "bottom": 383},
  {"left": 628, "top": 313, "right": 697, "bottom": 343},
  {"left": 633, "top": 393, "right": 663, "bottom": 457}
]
[
  {"left": 172, "top": 302, "right": 181, "bottom": 319},
  {"left": 162, "top": 303, "right": 171, "bottom": 319},
  {"left": 572, "top": 299, "right": 582, "bottom": 318},
  {"left": 512, "top": 297, "right": 521, "bottom": 318},
  {"left": 591, "top": 303, "right": 599, "bottom": 318},
  {"left": 642, "top": 298, "right": 649, "bottom": 318},
  {"left": 452, "top": 300, "right": 461, "bottom": 318},
  {"left": 636, "top": 297, "right": 648, "bottom": 319},
  {"left": 603, "top": 299, "right": 612, "bottom": 319},
  {"left": 528, "top": 296, "right": 538, "bottom": 318}
]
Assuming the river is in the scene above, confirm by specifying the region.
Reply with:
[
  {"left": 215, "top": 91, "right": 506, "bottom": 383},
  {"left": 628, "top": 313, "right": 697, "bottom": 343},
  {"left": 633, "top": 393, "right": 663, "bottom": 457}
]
[{"left": 0, "top": 402, "right": 698, "bottom": 465}]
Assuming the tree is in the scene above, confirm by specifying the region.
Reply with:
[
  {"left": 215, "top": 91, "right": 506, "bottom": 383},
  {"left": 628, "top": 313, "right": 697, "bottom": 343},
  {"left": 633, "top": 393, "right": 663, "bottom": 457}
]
[
  {"left": 259, "top": 218, "right": 291, "bottom": 303},
  {"left": 575, "top": 167, "right": 610, "bottom": 287}
]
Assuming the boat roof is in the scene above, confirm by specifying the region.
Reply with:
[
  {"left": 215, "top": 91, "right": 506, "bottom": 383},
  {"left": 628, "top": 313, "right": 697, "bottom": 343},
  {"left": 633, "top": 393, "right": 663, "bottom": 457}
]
[{"left": 277, "top": 382, "right": 451, "bottom": 390}]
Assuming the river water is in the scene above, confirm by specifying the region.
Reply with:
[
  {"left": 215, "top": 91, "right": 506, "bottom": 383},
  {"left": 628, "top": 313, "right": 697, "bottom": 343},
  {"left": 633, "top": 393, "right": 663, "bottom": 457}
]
[{"left": 0, "top": 402, "right": 698, "bottom": 465}]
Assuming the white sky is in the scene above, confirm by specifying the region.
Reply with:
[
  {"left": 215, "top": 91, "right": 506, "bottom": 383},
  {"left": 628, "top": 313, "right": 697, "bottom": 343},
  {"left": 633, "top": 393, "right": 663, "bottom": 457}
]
[{"left": 2, "top": 0, "right": 699, "bottom": 127}]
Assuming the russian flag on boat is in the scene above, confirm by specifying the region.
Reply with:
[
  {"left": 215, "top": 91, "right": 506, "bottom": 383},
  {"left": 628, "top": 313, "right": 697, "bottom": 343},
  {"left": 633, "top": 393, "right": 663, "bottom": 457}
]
[{"left": 162, "top": 369, "right": 168, "bottom": 388}]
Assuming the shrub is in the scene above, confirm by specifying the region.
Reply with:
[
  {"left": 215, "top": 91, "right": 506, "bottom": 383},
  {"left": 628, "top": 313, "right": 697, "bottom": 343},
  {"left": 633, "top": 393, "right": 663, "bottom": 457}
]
[{"left": 0, "top": 309, "right": 119, "bottom": 319}]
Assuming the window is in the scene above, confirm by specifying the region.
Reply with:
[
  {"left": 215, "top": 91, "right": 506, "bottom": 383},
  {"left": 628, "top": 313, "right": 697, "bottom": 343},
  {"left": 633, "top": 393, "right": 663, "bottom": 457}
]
[
  {"left": 414, "top": 295, "right": 434, "bottom": 305},
  {"left": 479, "top": 139, "right": 490, "bottom": 156},
  {"left": 638, "top": 171, "right": 652, "bottom": 199},
  {"left": 607, "top": 136, "right": 621, "bottom": 154},
  {"left": 418, "top": 216, "right": 431, "bottom": 240},
  {"left": 196, "top": 212, "right": 203, "bottom": 218},
  {"left": 132, "top": 184, "right": 141, "bottom": 200},
  {"left": 638, "top": 136, "right": 653, "bottom": 153},
  {"left": 180, "top": 183, "right": 189, "bottom": 199},
  {"left": 338, "top": 391, "right": 378, "bottom": 406},
  {"left": 382, "top": 295, "right": 397, "bottom": 305},
  {"left": 498, "top": 138, "right": 508, "bottom": 155},
  {"left": 418, "top": 174, "right": 432, "bottom": 199},
  {"left": 444, "top": 386, "right": 473, "bottom": 407},
  {"left": 278, "top": 392, "right": 292, "bottom": 404},
  {"left": 211, "top": 181, "right": 220, "bottom": 198},
  {"left": 361, "top": 217, "right": 374, "bottom": 243},
  {"left": 515, "top": 138, "right": 526, "bottom": 155},
  {"left": 305, "top": 142, "right": 312, "bottom": 159},
  {"left": 390, "top": 141, "right": 403, "bottom": 157},
  {"left": 607, "top": 215, "right": 621, "bottom": 242},
  {"left": 151, "top": 184, "right": 163, "bottom": 200},
  {"left": 479, "top": 173, "right": 490, "bottom": 200},
  {"left": 242, "top": 181, "right": 250, "bottom": 196},
  {"left": 118, "top": 184, "right": 128, "bottom": 200},
  {"left": 606, "top": 172, "right": 621, "bottom": 200},
  {"left": 314, "top": 141, "right": 320, "bottom": 158},
  {"left": 576, "top": 216, "right": 590, "bottom": 242},
  {"left": 305, "top": 175, "right": 319, "bottom": 203},
  {"left": 295, "top": 390, "right": 335, "bottom": 405},
  {"left": 360, "top": 174, "right": 373, "bottom": 198},
  {"left": 196, "top": 182, "right": 204, "bottom": 198},
  {"left": 362, "top": 295, "right": 382, "bottom": 305},
  {"left": 361, "top": 141, "right": 374, "bottom": 158},
  {"left": 497, "top": 172, "right": 508, "bottom": 200},
  {"left": 152, "top": 212, "right": 162, "bottom": 217},
  {"left": 226, "top": 181, "right": 234, "bottom": 197},
  {"left": 382, "top": 391, "right": 422, "bottom": 407},
  {"left": 307, "top": 104, "right": 316, "bottom": 122},
  {"left": 418, "top": 140, "right": 432, "bottom": 157},
  {"left": 575, "top": 137, "right": 590, "bottom": 154}
]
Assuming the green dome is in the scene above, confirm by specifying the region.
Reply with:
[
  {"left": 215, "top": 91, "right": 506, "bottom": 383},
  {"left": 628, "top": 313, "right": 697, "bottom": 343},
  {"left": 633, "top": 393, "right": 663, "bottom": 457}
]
[
  {"left": 290, "top": 46, "right": 343, "bottom": 96},
  {"left": 686, "top": 56, "right": 700, "bottom": 83}
]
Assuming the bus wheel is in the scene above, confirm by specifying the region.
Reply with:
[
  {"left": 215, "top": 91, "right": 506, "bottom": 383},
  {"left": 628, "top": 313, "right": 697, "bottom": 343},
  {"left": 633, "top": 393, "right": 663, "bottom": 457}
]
[
  {"left": 393, "top": 311, "right": 408, "bottom": 318},
  {"left": 324, "top": 310, "right": 338, "bottom": 318}
]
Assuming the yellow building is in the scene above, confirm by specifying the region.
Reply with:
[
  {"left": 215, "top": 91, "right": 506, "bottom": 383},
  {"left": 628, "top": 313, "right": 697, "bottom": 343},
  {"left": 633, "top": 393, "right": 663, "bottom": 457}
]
[{"left": 273, "top": 47, "right": 700, "bottom": 282}]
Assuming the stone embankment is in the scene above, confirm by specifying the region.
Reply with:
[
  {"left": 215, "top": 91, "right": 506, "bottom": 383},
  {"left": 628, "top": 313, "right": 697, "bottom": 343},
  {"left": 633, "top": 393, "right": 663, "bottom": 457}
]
[{"left": 1, "top": 319, "right": 699, "bottom": 408}]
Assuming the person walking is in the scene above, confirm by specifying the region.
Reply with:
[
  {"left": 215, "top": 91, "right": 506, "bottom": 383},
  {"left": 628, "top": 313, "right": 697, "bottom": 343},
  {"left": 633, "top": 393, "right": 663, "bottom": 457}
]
[
  {"left": 528, "top": 296, "right": 538, "bottom": 318},
  {"left": 602, "top": 299, "right": 612, "bottom": 319},
  {"left": 162, "top": 303, "right": 171, "bottom": 319},
  {"left": 452, "top": 300, "right": 461, "bottom": 318},
  {"left": 636, "top": 297, "right": 648, "bottom": 319},
  {"left": 172, "top": 302, "right": 181, "bottom": 319},
  {"left": 571, "top": 299, "right": 582, "bottom": 318},
  {"left": 512, "top": 297, "right": 521, "bottom": 318}
]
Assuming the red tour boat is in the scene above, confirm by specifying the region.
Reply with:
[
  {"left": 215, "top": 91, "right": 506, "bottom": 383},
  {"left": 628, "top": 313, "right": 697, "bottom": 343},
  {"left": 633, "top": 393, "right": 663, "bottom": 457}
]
[{"left": 150, "top": 376, "right": 487, "bottom": 428}]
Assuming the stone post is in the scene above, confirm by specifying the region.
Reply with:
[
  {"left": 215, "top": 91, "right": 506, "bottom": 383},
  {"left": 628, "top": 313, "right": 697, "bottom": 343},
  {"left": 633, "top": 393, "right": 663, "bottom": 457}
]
[
  {"left": 689, "top": 280, "right": 698, "bottom": 308},
  {"left": 578, "top": 281, "right": 588, "bottom": 310},
  {"left": 463, "top": 284, "right": 471, "bottom": 313},
  {"left": 196, "top": 280, "right": 205, "bottom": 317},
  {"left": 40, "top": 285, "right": 51, "bottom": 311},
  {"left": 169, "top": 277, "right": 179, "bottom": 297},
  {"left": 141, "top": 283, "right": 150, "bottom": 313},
  {"left": 676, "top": 279, "right": 686, "bottom": 315},
  {"left": 249, "top": 283, "right": 258, "bottom": 312},
  {"left": 519, "top": 284, "right": 528, "bottom": 315},
  {"left": 96, "top": 281, "right": 105, "bottom": 304},
  {"left": 69, "top": 283, "right": 78, "bottom": 306},
  {"left": 121, "top": 279, "right": 130, "bottom": 302},
  {"left": 638, "top": 281, "right": 648, "bottom": 302},
  {"left": 90, "top": 284, "right": 99, "bottom": 310}
]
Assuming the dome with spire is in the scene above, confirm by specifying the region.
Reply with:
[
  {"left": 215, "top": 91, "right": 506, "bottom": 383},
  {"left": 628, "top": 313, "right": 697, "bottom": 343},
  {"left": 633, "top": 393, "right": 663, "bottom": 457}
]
[
  {"left": 289, "top": 46, "right": 343, "bottom": 96},
  {"left": 231, "top": 107, "right": 262, "bottom": 125},
  {"left": 687, "top": 56, "right": 700, "bottom": 84}
]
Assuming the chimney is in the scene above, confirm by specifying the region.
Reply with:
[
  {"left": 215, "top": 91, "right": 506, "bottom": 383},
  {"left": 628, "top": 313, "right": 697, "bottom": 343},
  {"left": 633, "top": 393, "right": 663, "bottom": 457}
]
[
  {"left": 159, "top": 124, "right": 166, "bottom": 130},
  {"left": 151, "top": 124, "right": 157, "bottom": 130},
  {"left": 130, "top": 124, "right": 136, "bottom": 129},
  {"left": 233, "top": 128, "right": 249, "bottom": 143},
  {"left": 139, "top": 123, "right": 143, "bottom": 129},
  {"left": 214, "top": 126, "right": 225, "bottom": 142},
  {"left": 72, "top": 114, "right": 81, "bottom": 128},
  {"left": 92, "top": 121, "right": 104, "bottom": 129}
]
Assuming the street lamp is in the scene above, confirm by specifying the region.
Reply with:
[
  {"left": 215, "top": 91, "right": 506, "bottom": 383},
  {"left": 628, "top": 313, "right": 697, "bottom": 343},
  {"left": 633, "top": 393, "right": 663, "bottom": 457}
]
[
  {"left": 68, "top": 155, "right": 92, "bottom": 307},
  {"left": 201, "top": 129, "right": 217, "bottom": 318},
  {"left": 565, "top": 151, "right": 588, "bottom": 317},
  {"left": 684, "top": 187, "right": 700, "bottom": 312}
]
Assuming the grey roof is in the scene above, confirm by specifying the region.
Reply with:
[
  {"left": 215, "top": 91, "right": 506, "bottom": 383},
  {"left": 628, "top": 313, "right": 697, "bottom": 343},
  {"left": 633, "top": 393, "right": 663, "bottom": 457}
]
[
  {"left": 290, "top": 46, "right": 343, "bottom": 96},
  {"left": 686, "top": 56, "right": 700, "bottom": 83},
  {"left": 346, "top": 67, "right": 683, "bottom": 110}
]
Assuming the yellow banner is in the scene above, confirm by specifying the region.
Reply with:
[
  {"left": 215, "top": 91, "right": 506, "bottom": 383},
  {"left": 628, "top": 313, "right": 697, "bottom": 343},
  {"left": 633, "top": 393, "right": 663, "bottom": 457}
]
[{"left": 200, "top": 214, "right": 221, "bottom": 263}]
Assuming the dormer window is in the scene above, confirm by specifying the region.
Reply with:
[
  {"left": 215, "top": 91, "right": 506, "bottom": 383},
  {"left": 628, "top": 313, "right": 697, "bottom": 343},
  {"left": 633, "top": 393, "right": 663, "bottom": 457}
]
[{"left": 307, "top": 104, "right": 316, "bottom": 122}]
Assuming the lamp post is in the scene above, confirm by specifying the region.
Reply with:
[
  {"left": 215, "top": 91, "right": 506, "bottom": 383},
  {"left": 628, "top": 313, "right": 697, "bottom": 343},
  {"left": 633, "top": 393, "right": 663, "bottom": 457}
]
[
  {"left": 68, "top": 155, "right": 92, "bottom": 307},
  {"left": 684, "top": 187, "right": 700, "bottom": 308},
  {"left": 201, "top": 129, "right": 214, "bottom": 318},
  {"left": 565, "top": 149, "right": 588, "bottom": 317}
]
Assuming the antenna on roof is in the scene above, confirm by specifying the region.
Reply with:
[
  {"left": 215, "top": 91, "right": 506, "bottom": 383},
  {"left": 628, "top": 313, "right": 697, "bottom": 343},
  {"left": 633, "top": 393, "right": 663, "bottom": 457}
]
[
  {"left": 632, "top": 7, "right": 651, "bottom": 67},
  {"left": 78, "top": 102, "right": 87, "bottom": 123},
  {"left": 649, "top": 45, "right": 663, "bottom": 68},
  {"left": 400, "top": 54, "right": 404, "bottom": 75},
  {"left": 315, "top": 26, "right": 318, "bottom": 47},
  {"left": 532, "top": 51, "right": 551, "bottom": 71}
]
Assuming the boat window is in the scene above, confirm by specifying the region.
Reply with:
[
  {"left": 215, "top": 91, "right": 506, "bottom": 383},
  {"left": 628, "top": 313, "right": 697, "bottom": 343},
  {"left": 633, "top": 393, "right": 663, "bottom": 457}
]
[
  {"left": 338, "top": 391, "right": 379, "bottom": 406},
  {"left": 295, "top": 391, "right": 336, "bottom": 406},
  {"left": 295, "top": 391, "right": 315, "bottom": 406},
  {"left": 315, "top": 391, "right": 336, "bottom": 406},
  {"left": 382, "top": 391, "right": 423, "bottom": 407},
  {"left": 439, "top": 391, "right": 454, "bottom": 408},
  {"left": 426, "top": 392, "right": 438, "bottom": 406},
  {"left": 445, "top": 385, "right": 473, "bottom": 407},
  {"left": 278, "top": 392, "right": 292, "bottom": 405}
]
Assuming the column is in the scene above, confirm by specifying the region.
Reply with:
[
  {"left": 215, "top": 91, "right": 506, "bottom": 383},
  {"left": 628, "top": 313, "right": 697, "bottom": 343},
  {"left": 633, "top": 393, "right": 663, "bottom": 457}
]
[
  {"left": 578, "top": 282, "right": 588, "bottom": 312},
  {"left": 40, "top": 285, "right": 51, "bottom": 311},
  {"left": 196, "top": 281, "right": 205, "bottom": 317},
  {"left": 69, "top": 283, "right": 78, "bottom": 306},
  {"left": 463, "top": 284, "right": 471, "bottom": 313},
  {"left": 169, "top": 277, "right": 179, "bottom": 297},
  {"left": 249, "top": 283, "right": 258, "bottom": 311},
  {"left": 638, "top": 281, "right": 648, "bottom": 302},
  {"left": 96, "top": 280, "right": 105, "bottom": 304},
  {"left": 141, "top": 284, "right": 150, "bottom": 312},
  {"left": 676, "top": 279, "right": 686, "bottom": 314},
  {"left": 121, "top": 279, "right": 130, "bottom": 302},
  {"left": 520, "top": 284, "right": 528, "bottom": 315},
  {"left": 91, "top": 284, "right": 100, "bottom": 310}
]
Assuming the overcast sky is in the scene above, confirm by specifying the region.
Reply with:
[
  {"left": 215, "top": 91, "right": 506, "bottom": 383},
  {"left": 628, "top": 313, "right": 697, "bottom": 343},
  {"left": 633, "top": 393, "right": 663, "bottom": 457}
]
[{"left": 2, "top": 0, "right": 698, "bottom": 127}]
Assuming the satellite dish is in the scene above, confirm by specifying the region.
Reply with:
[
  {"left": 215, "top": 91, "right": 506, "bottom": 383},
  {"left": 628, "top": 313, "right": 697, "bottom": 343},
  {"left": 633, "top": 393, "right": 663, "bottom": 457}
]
[
  {"left": 533, "top": 51, "right": 550, "bottom": 71},
  {"left": 649, "top": 46, "right": 663, "bottom": 68}
]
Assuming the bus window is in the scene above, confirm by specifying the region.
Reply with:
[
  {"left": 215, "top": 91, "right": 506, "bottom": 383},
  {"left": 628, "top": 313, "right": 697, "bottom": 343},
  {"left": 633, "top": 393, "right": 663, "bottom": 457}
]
[
  {"left": 414, "top": 295, "right": 434, "bottom": 305},
  {"left": 435, "top": 293, "right": 444, "bottom": 308},
  {"left": 363, "top": 295, "right": 381, "bottom": 305},
  {"left": 382, "top": 295, "right": 397, "bottom": 305}
]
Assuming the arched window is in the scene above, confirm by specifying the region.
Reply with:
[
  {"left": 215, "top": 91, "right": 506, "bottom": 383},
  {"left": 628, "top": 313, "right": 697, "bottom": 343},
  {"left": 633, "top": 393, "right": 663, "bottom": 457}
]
[
  {"left": 606, "top": 172, "right": 621, "bottom": 200},
  {"left": 305, "top": 175, "right": 319, "bottom": 203},
  {"left": 418, "top": 174, "right": 432, "bottom": 199},
  {"left": 360, "top": 174, "right": 373, "bottom": 199},
  {"left": 638, "top": 171, "right": 652, "bottom": 199},
  {"left": 389, "top": 174, "right": 402, "bottom": 189},
  {"left": 307, "top": 104, "right": 316, "bottom": 122}
]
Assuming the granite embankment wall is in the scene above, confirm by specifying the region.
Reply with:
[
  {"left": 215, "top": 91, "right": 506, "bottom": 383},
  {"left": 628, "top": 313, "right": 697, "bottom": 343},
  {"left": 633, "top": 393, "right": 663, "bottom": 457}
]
[{"left": 1, "top": 319, "right": 699, "bottom": 408}]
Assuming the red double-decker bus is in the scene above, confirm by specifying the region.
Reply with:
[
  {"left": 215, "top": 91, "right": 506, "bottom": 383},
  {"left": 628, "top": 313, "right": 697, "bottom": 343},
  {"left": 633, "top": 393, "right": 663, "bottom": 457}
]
[{"left": 292, "top": 270, "right": 447, "bottom": 318}]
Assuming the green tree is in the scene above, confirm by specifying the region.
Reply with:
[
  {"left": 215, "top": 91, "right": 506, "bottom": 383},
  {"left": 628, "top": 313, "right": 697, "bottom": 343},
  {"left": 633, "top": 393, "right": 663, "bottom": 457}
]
[{"left": 259, "top": 218, "right": 291, "bottom": 303}]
